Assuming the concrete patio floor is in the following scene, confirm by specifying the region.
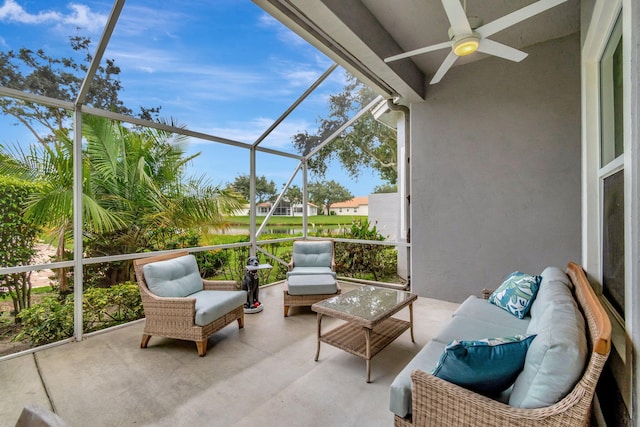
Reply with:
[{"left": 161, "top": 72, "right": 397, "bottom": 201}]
[{"left": 0, "top": 282, "right": 459, "bottom": 427}]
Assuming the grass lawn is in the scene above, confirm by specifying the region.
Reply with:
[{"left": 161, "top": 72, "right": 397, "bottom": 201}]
[{"left": 224, "top": 215, "right": 366, "bottom": 226}]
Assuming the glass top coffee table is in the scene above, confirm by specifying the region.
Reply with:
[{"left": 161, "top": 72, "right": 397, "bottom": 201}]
[{"left": 311, "top": 285, "right": 417, "bottom": 383}]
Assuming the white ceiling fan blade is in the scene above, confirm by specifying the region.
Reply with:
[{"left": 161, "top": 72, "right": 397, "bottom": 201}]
[
  {"left": 477, "top": 39, "right": 528, "bottom": 62},
  {"left": 430, "top": 51, "right": 459, "bottom": 84},
  {"left": 477, "top": 0, "right": 569, "bottom": 38},
  {"left": 384, "top": 41, "right": 451, "bottom": 62},
  {"left": 442, "top": 0, "right": 472, "bottom": 36}
]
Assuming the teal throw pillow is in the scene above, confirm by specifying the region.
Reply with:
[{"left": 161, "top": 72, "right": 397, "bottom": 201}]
[
  {"left": 432, "top": 335, "right": 537, "bottom": 394},
  {"left": 489, "top": 271, "right": 541, "bottom": 319}
]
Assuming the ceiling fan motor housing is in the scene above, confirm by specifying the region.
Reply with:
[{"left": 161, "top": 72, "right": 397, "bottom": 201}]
[{"left": 447, "top": 15, "right": 483, "bottom": 40}]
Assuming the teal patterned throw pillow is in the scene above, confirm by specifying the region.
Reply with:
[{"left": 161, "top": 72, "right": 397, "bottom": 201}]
[
  {"left": 432, "top": 335, "right": 537, "bottom": 394},
  {"left": 489, "top": 271, "right": 541, "bottom": 319}
]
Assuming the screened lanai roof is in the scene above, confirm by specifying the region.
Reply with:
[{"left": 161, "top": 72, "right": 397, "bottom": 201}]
[
  {"left": 0, "top": 0, "right": 404, "bottom": 345},
  {"left": 0, "top": 0, "right": 389, "bottom": 197}
]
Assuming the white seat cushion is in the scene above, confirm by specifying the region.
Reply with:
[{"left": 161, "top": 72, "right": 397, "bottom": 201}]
[
  {"left": 510, "top": 300, "right": 587, "bottom": 408},
  {"left": 191, "top": 290, "right": 247, "bottom": 326},
  {"left": 287, "top": 274, "right": 338, "bottom": 295},
  {"left": 389, "top": 341, "right": 446, "bottom": 417}
]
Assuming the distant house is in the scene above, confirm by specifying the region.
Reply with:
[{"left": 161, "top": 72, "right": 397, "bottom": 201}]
[
  {"left": 329, "top": 196, "right": 368, "bottom": 216},
  {"left": 234, "top": 201, "right": 318, "bottom": 216}
]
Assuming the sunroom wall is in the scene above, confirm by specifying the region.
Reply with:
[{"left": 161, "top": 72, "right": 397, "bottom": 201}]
[{"left": 409, "top": 33, "right": 581, "bottom": 302}]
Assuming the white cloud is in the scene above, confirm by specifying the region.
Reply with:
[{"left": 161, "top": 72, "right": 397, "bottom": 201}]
[
  {"left": 194, "top": 117, "right": 312, "bottom": 149},
  {"left": 113, "top": 4, "right": 187, "bottom": 37},
  {"left": 0, "top": 1, "right": 107, "bottom": 32},
  {"left": 106, "top": 46, "right": 178, "bottom": 74},
  {"left": 257, "top": 13, "right": 307, "bottom": 47},
  {"left": 0, "top": 0, "right": 60, "bottom": 24},
  {"left": 62, "top": 3, "right": 107, "bottom": 33}
]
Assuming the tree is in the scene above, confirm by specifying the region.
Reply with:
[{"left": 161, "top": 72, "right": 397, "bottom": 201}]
[
  {"left": 308, "top": 180, "right": 353, "bottom": 215},
  {"left": 0, "top": 35, "right": 160, "bottom": 146},
  {"left": 0, "top": 134, "right": 121, "bottom": 292},
  {"left": 374, "top": 183, "right": 397, "bottom": 193},
  {"left": 229, "top": 174, "right": 277, "bottom": 203},
  {"left": 292, "top": 73, "right": 397, "bottom": 184}
]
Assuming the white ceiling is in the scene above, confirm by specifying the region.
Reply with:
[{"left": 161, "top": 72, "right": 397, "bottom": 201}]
[{"left": 255, "top": 0, "right": 580, "bottom": 101}]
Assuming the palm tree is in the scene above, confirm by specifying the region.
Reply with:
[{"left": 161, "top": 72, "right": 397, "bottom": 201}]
[
  {"left": 0, "top": 132, "right": 122, "bottom": 292},
  {"left": 1, "top": 115, "right": 243, "bottom": 288}
]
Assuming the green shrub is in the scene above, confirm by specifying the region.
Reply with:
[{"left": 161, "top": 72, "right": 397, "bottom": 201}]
[
  {"left": 195, "top": 249, "right": 229, "bottom": 279},
  {"left": 83, "top": 283, "right": 144, "bottom": 330},
  {"left": 16, "top": 282, "right": 143, "bottom": 346},
  {"left": 333, "top": 219, "right": 398, "bottom": 281},
  {"left": 16, "top": 295, "right": 74, "bottom": 345},
  {"left": 0, "top": 176, "right": 41, "bottom": 318}
]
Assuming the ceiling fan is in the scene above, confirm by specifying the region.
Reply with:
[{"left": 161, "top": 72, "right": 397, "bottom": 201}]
[{"left": 384, "top": 0, "right": 569, "bottom": 84}]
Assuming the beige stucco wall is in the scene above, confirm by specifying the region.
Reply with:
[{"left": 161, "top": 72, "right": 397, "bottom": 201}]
[{"left": 409, "top": 33, "right": 582, "bottom": 302}]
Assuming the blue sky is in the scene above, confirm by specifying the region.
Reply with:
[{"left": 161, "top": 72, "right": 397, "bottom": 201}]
[{"left": 0, "top": 0, "right": 384, "bottom": 197}]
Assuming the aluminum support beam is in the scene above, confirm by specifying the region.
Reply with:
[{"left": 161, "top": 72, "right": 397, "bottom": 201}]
[
  {"left": 250, "top": 148, "right": 257, "bottom": 257},
  {"left": 302, "top": 159, "right": 308, "bottom": 238},
  {"left": 76, "top": 0, "right": 126, "bottom": 106},
  {"left": 253, "top": 63, "right": 338, "bottom": 148},
  {"left": 256, "top": 161, "right": 303, "bottom": 237},
  {"left": 73, "top": 109, "right": 84, "bottom": 342}
]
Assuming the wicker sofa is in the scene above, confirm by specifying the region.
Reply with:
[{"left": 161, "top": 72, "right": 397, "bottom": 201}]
[{"left": 390, "top": 262, "right": 611, "bottom": 426}]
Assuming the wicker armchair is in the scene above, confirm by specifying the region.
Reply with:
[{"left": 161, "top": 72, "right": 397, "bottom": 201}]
[
  {"left": 287, "top": 239, "right": 336, "bottom": 277},
  {"left": 283, "top": 240, "right": 340, "bottom": 317},
  {"left": 133, "top": 251, "right": 245, "bottom": 356}
]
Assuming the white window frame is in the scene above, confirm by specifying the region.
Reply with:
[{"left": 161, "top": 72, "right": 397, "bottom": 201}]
[
  {"left": 598, "top": 11, "right": 625, "bottom": 319},
  {"left": 582, "top": 0, "right": 640, "bottom": 420}
]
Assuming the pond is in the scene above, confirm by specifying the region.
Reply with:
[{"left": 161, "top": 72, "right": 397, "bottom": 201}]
[{"left": 214, "top": 225, "right": 348, "bottom": 236}]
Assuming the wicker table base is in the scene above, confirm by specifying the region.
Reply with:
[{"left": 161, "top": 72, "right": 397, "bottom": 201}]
[
  {"left": 312, "top": 286, "right": 416, "bottom": 383},
  {"left": 317, "top": 317, "right": 412, "bottom": 382}
]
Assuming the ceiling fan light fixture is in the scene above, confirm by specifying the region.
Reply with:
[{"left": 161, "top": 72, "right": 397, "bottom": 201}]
[{"left": 452, "top": 33, "right": 480, "bottom": 56}]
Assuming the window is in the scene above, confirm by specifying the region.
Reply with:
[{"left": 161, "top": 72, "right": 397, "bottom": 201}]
[
  {"left": 584, "top": 4, "right": 632, "bottom": 421},
  {"left": 602, "top": 170, "right": 624, "bottom": 316},
  {"left": 600, "top": 16, "right": 624, "bottom": 167},
  {"left": 599, "top": 13, "right": 624, "bottom": 318}
]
